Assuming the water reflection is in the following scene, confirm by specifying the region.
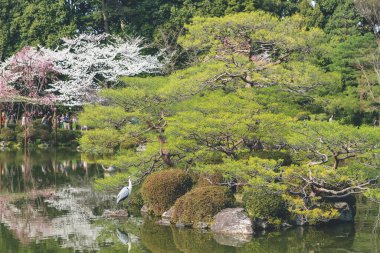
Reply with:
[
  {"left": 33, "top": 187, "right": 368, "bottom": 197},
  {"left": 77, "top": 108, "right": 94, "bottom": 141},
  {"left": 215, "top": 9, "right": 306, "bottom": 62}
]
[
  {"left": 0, "top": 187, "right": 108, "bottom": 250},
  {"left": 0, "top": 149, "right": 100, "bottom": 193},
  {"left": 116, "top": 229, "right": 132, "bottom": 252}
]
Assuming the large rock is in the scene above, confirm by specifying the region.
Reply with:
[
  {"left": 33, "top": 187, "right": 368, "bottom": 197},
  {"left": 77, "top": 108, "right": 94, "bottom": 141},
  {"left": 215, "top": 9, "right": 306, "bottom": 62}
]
[{"left": 211, "top": 208, "right": 254, "bottom": 235}]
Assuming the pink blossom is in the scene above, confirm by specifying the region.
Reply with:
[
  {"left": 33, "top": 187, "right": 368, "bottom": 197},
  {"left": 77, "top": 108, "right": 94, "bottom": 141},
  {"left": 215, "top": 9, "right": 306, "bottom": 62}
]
[{"left": 1, "top": 46, "right": 57, "bottom": 105}]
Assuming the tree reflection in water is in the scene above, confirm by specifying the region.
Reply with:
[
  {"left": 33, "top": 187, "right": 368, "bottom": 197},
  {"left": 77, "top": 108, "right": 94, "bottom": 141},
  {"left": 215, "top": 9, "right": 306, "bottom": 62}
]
[
  {"left": 0, "top": 149, "right": 100, "bottom": 193},
  {"left": 0, "top": 149, "right": 107, "bottom": 251}
]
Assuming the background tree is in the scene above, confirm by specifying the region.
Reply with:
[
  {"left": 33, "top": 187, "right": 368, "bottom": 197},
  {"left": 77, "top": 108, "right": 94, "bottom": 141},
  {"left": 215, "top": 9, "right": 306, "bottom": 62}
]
[{"left": 41, "top": 33, "right": 164, "bottom": 106}]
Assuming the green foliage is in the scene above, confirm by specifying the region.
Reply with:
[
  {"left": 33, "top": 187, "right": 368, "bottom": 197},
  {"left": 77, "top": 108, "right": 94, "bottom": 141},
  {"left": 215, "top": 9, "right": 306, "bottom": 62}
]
[
  {"left": 243, "top": 187, "right": 286, "bottom": 219},
  {"left": 196, "top": 173, "right": 224, "bottom": 188},
  {"left": 141, "top": 169, "right": 193, "bottom": 215},
  {"left": 55, "top": 129, "right": 80, "bottom": 145},
  {"left": 286, "top": 121, "right": 380, "bottom": 169},
  {"left": 0, "top": 128, "right": 16, "bottom": 141},
  {"left": 73, "top": 6, "right": 380, "bottom": 227},
  {"left": 79, "top": 128, "right": 120, "bottom": 155},
  {"left": 0, "top": 0, "right": 75, "bottom": 59},
  {"left": 93, "top": 172, "right": 131, "bottom": 192},
  {"left": 172, "top": 186, "right": 234, "bottom": 224},
  {"left": 298, "top": 0, "right": 324, "bottom": 28},
  {"left": 179, "top": 12, "right": 324, "bottom": 57},
  {"left": 324, "top": 0, "right": 362, "bottom": 38}
]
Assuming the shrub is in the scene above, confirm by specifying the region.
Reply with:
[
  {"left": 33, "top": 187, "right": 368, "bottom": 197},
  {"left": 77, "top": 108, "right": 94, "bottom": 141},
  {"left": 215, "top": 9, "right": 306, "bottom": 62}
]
[
  {"left": 0, "top": 128, "right": 16, "bottom": 141},
  {"left": 55, "top": 129, "right": 81, "bottom": 145},
  {"left": 129, "top": 189, "right": 144, "bottom": 208},
  {"left": 141, "top": 169, "right": 193, "bottom": 215},
  {"left": 172, "top": 186, "right": 234, "bottom": 224},
  {"left": 36, "top": 129, "right": 52, "bottom": 142},
  {"left": 243, "top": 187, "right": 286, "bottom": 219}
]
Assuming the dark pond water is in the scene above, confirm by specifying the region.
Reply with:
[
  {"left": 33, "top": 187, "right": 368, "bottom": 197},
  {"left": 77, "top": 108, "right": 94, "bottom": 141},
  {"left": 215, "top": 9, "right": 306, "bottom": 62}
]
[{"left": 0, "top": 150, "right": 379, "bottom": 253}]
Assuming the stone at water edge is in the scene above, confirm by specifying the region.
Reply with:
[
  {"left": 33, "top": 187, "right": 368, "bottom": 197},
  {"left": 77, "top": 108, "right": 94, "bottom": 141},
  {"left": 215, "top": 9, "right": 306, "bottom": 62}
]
[
  {"left": 157, "top": 219, "right": 171, "bottom": 226},
  {"left": 193, "top": 222, "right": 209, "bottom": 229},
  {"left": 102, "top": 209, "right": 129, "bottom": 218},
  {"left": 211, "top": 208, "right": 254, "bottom": 235},
  {"left": 141, "top": 205, "right": 149, "bottom": 214},
  {"left": 157, "top": 206, "right": 175, "bottom": 226},
  {"left": 162, "top": 206, "right": 174, "bottom": 220}
]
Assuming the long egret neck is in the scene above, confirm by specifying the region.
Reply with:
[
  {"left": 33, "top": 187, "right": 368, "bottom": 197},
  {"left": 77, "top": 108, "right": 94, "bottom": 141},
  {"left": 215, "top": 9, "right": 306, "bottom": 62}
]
[{"left": 128, "top": 177, "right": 132, "bottom": 192}]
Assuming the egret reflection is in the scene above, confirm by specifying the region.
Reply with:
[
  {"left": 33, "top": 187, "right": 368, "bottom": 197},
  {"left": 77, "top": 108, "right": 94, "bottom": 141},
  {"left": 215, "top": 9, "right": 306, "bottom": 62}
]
[{"left": 117, "top": 228, "right": 132, "bottom": 252}]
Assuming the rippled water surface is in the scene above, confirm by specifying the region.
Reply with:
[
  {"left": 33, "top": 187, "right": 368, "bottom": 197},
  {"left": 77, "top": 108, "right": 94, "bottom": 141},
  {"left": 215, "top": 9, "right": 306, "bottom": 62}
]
[{"left": 0, "top": 150, "right": 379, "bottom": 253}]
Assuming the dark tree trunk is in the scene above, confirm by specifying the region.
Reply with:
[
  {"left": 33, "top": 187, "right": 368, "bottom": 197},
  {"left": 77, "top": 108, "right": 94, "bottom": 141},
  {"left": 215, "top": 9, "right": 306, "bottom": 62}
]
[{"left": 102, "top": 0, "right": 110, "bottom": 33}]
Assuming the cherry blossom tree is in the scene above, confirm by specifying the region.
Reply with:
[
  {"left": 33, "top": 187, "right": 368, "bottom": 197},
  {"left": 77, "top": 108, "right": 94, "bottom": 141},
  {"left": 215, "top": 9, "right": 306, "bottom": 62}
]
[
  {"left": 0, "top": 46, "right": 57, "bottom": 105},
  {"left": 41, "top": 34, "right": 164, "bottom": 106},
  {"left": 0, "top": 34, "right": 163, "bottom": 107}
]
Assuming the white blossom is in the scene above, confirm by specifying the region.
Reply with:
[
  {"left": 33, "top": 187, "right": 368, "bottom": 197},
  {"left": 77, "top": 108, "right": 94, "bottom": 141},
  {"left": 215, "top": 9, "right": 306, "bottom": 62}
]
[{"left": 41, "top": 34, "right": 163, "bottom": 106}]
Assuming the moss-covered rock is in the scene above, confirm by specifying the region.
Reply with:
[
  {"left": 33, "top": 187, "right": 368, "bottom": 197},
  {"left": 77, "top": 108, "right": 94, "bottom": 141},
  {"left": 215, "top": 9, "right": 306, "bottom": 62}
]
[
  {"left": 141, "top": 169, "right": 193, "bottom": 215},
  {"left": 172, "top": 186, "right": 234, "bottom": 225},
  {"left": 242, "top": 187, "right": 286, "bottom": 220}
]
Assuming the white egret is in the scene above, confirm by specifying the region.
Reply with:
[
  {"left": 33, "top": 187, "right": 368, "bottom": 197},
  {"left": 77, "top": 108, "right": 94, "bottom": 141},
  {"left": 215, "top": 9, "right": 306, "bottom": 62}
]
[{"left": 116, "top": 176, "right": 132, "bottom": 204}]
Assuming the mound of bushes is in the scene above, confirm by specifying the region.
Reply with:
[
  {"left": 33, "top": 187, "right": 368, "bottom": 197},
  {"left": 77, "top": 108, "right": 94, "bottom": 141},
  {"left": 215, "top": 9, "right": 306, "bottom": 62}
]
[
  {"left": 172, "top": 186, "right": 234, "bottom": 225},
  {"left": 242, "top": 187, "right": 286, "bottom": 220},
  {"left": 141, "top": 169, "right": 193, "bottom": 215}
]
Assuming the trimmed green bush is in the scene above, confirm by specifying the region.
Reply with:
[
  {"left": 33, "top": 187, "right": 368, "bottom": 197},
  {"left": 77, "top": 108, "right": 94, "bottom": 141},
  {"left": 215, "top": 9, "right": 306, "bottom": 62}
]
[
  {"left": 243, "top": 187, "right": 286, "bottom": 219},
  {"left": 141, "top": 169, "right": 193, "bottom": 215},
  {"left": 128, "top": 189, "right": 144, "bottom": 208},
  {"left": 172, "top": 186, "right": 234, "bottom": 224},
  {"left": 0, "top": 128, "right": 16, "bottom": 141}
]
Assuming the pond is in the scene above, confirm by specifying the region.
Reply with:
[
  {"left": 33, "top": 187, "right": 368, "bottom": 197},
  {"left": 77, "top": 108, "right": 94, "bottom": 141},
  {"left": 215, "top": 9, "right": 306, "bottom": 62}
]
[{"left": 0, "top": 150, "right": 379, "bottom": 253}]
